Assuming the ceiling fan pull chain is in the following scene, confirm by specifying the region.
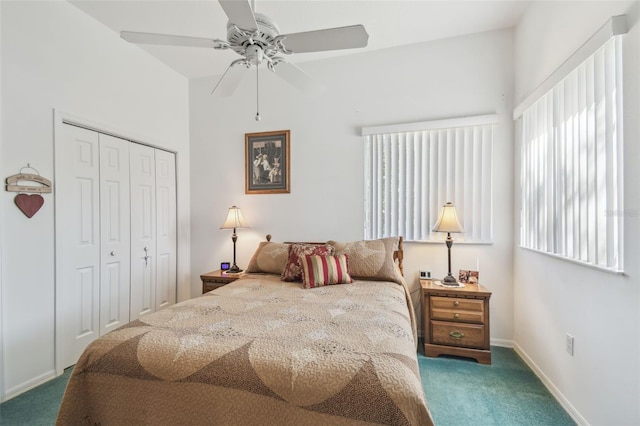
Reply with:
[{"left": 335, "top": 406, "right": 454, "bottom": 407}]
[{"left": 255, "top": 64, "right": 261, "bottom": 121}]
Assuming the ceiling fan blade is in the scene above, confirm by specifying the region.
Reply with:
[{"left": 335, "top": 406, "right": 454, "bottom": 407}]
[
  {"left": 280, "top": 25, "right": 369, "bottom": 53},
  {"left": 274, "top": 61, "right": 324, "bottom": 95},
  {"left": 121, "top": 31, "right": 219, "bottom": 48},
  {"left": 218, "top": 0, "right": 257, "bottom": 31},
  {"left": 211, "top": 61, "right": 247, "bottom": 97}
]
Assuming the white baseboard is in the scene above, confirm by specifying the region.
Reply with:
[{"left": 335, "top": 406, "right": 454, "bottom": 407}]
[
  {"left": 2, "top": 369, "right": 57, "bottom": 402},
  {"left": 512, "top": 342, "right": 589, "bottom": 426},
  {"left": 490, "top": 338, "right": 513, "bottom": 348}
]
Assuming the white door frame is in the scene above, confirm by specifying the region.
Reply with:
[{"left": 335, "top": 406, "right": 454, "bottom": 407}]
[{"left": 53, "top": 110, "right": 178, "bottom": 375}]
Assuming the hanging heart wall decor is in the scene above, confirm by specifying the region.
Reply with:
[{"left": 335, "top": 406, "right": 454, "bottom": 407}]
[{"left": 14, "top": 193, "right": 45, "bottom": 218}]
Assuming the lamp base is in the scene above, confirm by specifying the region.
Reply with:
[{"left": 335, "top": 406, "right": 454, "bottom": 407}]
[
  {"left": 227, "top": 265, "right": 243, "bottom": 273},
  {"left": 441, "top": 274, "right": 458, "bottom": 286}
]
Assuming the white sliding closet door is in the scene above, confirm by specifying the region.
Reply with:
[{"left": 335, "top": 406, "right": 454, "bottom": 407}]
[
  {"left": 99, "top": 135, "right": 131, "bottom": 335},
  {"left": 129, "top": 143, "right": 157, "bottom": 320},
  {"left": 129, "top": 146, "right": 177, "bottom": 319},
  {"left": 154, "top": 150, "right": 177, "bottom": 311},
  {"left": 56, "top": 125, "right": 101, "bottom": 369},
  {"left": 56, "top": 125, "right": 131, "bottom": 367}
]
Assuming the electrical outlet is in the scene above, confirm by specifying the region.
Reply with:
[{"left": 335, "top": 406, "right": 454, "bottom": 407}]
[
  {"left": 566, "top": 333, "right": 574, "bottom": 356},
  {"left": 419, "top": 270, "right": 431, "bottom": 279}
]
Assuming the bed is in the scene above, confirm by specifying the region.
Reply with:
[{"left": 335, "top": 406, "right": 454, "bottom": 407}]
[{"left": 56, "top": 236, "right": 434, "bottom": 425}]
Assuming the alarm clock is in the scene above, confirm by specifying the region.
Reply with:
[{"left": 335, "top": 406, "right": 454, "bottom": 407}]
[{"left": 220, "top": 262, "right": 231, "bottom": 271}]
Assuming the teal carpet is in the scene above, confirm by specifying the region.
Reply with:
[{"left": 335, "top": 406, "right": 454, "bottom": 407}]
[
  {"left": 419, "top": 346, "right": 575, "bottom": 425},
  {"left": 1, "top": 347, "right": 574, "bottom": 425},
  {"left": 0, "top": 368, "right": 72, "bottom": 425}
]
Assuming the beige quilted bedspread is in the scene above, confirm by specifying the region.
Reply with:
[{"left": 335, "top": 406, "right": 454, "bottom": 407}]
[{"left": 56, "top": 275, "right": 433, "bottom": 425}]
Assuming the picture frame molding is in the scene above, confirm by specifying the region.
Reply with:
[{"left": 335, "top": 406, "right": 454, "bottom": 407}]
[{"left": 245, "top": 129, "right": 290, "bottom": 194}]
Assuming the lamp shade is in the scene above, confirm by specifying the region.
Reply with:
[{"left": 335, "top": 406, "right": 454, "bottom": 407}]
[
  {"left": 220, "top": 206, "right": 249, "bottom": 230},
  {"left": 432, "top": 202, "right": 463, "bottom": 233}
]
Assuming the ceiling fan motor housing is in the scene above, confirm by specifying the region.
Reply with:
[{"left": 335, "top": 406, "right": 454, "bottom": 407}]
[{"left": 226, "top": 13, "right": 280, "bottom": 54}]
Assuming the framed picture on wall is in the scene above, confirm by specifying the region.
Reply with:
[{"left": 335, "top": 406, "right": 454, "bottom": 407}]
[{"left": 245, "top": 130, "right": 290, "bottom": 194}]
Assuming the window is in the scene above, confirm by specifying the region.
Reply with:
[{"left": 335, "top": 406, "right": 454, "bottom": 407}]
[
  {"left": 520, "top": 36, "right": 623, "bottom": 271},
  {"left": 363, "top": 116, "right": 495, "bottom": 243}
]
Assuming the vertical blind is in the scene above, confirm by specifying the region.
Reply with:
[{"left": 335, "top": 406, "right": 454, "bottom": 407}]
[
  {"left": 364, "top": 121, "right": 494, "bottom": 242},
  {"left": 520, "top": 36, "right": 623, "bottom": 271}
]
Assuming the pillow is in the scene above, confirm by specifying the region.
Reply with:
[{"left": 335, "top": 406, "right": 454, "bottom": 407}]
[
  {"left": 327, "top": 237, "right": 403, "bottom": 284},
  {"left": 281, "top": 243, "right": 334, "bottom": 282},
  {"left": 245, "top": 242, "right": 291, "bottom": 274},
  {"left": 301, "top": 254, "right": 353, "bottom": 289}
]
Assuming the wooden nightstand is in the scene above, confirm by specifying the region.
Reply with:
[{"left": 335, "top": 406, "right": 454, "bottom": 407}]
[
  {"left": 200, "top": 270, "right": 243, "bottom": 294},
  {"left": 421, "top": 279, "right": 492, "bottom": 364}
]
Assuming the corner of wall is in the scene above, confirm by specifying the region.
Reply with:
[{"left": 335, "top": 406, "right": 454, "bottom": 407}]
[{"left": 0, "top": 0, "right": 5, "bottom": 401}]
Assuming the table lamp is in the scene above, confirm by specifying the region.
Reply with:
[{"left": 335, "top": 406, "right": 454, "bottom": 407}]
[
  {"left": 220, "top": 205, "right": 249, "bottom": 273},
  {"left": 432, "top": 202, "right": 463, "bottom": 285}
]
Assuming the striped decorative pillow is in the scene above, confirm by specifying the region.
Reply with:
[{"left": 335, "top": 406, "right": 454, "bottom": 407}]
[
  {"left": 281, "top": 243, "right": 334, "bottom": 282},
  {"left": 301, "top": 254, "right": 353, "bottom": 289}
]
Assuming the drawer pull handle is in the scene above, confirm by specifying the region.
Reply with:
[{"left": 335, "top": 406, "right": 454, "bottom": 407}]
[
  {"left": 454, "top": 313, "right": 460, "bottom": 319},
  {"left": 453, "top": 301, "right": 460, "bottom": 306},
  {"left": 449, "top": 331, "right": 465, "bottom": 340}
]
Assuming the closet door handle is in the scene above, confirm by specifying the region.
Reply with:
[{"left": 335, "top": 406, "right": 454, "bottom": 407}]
[
  {"left": 143, "top": 247, "right": 151, "bottom": 267},
  {"left": 110, "top": 251, "right": 116, "bottom": 256}
]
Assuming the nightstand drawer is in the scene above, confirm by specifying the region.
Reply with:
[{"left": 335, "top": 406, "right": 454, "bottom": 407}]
[
  {"left": 202, "top": 281, "right": 228, "bottom": 293},
  {"left": 431, "top": 321, "right": 486, "bottom": 348},
  {"left": 431, "top": 308, "right": 484, "bottom": 323},
  {"left": 201, "top": 270, "right": 242, "bottom": 294},
  {"left": 431, "top": 296, "right": 484, "bottom": 312}
]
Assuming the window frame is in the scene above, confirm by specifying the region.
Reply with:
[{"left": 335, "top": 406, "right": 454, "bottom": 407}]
[
  {"left": 362, "top": 115, "right": 496, "bottom": 244},
  {"left": 518, "top": 35, "right": 624, "bottom": 273}
]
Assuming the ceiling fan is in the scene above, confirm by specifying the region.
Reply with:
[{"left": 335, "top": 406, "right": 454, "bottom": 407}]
[{"left": 121, "top": 0, "right": 369, "bottom": 120}]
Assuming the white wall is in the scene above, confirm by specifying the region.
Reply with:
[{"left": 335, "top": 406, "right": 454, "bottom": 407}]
[
  {"left": 513, "top": 2, "right": 640, "bottom": 425},
  {"left": 0, "top": 1, "right": 190, "bottom": 401},
  {"left": 190, "top": 29, "right": 514, "bottom": 342}
]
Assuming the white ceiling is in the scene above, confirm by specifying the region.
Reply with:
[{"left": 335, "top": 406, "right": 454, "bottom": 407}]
[{"left": 71, "top": 0, "right": 531, "bottom": 79}]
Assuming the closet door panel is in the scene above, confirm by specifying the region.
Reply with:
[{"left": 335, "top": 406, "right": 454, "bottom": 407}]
[
  {"left": 155, "top": 150, "right": 177, "bottom": 310},
  {"left": 99, "top": 134, "right": 131, "bottom": 335},
  {"left": 130, "top": 144, "right": 157, "bottom": 320},
  {"left": 56, "top": 124, "right": 101, "bottom": 369}
]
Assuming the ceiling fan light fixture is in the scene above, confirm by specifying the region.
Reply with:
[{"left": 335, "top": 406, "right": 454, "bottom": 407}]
[{"left": 245, "top": 45, "right": 265, "bottom": 65}]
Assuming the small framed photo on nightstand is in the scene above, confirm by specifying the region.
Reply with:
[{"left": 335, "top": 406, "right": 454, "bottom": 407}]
[{"left": 459, "top": 270, "right": 479, "bottom": 284}]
